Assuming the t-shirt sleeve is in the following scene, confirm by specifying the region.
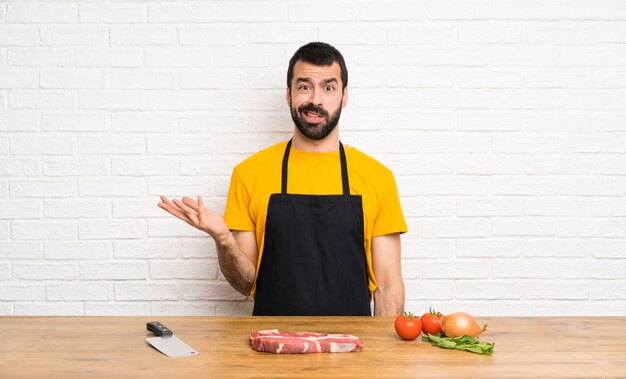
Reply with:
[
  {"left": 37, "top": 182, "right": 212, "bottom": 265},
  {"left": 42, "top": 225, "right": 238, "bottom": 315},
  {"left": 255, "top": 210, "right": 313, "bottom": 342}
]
[
  {"left": 223, "top": 168, "right": 256, "bottom": 232},
  {"left": 372, "top": 172, "right": 408, "bottom": 237}
]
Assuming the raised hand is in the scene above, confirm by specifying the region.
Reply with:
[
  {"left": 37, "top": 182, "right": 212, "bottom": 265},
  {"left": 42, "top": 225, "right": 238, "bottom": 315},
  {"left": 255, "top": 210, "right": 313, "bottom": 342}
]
[{"left": 157, "top": 195, "right": 230, "bottom": 242}]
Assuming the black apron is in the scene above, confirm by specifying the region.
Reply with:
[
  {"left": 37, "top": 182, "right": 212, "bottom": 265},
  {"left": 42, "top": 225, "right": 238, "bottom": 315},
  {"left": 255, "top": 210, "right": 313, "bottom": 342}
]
[{"left": 252, "top": 139, "right": 372, "bottom": 316}]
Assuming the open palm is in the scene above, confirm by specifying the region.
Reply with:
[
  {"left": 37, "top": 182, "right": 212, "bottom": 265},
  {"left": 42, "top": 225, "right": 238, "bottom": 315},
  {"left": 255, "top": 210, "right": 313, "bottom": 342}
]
[{"left": 157, "top": 195, "right": 229, "bottom": 240}]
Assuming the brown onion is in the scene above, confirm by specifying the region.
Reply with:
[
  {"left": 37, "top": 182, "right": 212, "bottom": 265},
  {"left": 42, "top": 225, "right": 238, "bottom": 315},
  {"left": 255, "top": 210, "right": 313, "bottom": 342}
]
[{"left": 441, "top": 312, "right": 487, "bottom": 338}]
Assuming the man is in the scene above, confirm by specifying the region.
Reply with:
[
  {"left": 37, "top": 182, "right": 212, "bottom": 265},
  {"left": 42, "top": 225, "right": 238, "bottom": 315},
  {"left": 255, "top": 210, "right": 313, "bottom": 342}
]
[{"left": 158, "top": 42, "right": 407, "bottom": 317}]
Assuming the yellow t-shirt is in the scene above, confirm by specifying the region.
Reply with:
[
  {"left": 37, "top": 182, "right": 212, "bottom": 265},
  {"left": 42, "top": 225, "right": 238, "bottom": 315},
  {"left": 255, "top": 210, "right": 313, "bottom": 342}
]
[{"left": 224, "top": 141, "right": 407, "bottom": 297}]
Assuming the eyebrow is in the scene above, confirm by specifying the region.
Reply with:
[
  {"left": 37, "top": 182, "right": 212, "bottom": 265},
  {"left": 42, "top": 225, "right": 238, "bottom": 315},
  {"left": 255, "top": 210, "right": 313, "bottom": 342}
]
[{"left": 296, "top": 77, "right": 338, "bottom": 85}]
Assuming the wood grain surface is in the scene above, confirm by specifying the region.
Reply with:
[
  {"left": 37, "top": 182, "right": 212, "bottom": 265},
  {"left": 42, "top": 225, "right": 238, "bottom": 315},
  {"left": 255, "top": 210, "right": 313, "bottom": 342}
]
[{"left": 1, "top": 316, "right": 625, "bottom": 378}]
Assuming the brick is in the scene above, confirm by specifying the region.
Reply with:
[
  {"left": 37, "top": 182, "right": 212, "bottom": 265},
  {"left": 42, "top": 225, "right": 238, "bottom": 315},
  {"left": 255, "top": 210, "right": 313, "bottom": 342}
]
[
  {"left": 526, "top": 25, "right": 594, "bottom": 45},
  {"left": 401, "top": 239, "right": 455, "bottom": 259},
  {"left": 492, "top": 46, "right": 558, "bottom": 66},
  {"left": 213, "top": 45, "right": 284, "bottom": 68},
  {"left": 45, "top": 241, "right": 110, "bottom": 260},
  {"left": 459, "top": 111, "right": 523, "bottom": 132},
  {"left": 589, "top": 280, "right": 626, "bottom": 300},
  {"left": 420, "top": 47, "right": 490, "bottom": 66},
  {"left": 112, "top": 113, "right": 176, "bottom": 133},
  {"left": 0, "top": 181, "right": 5, "bottom": 198},
  {"left": 180, "top": 281, "right": 245, "bottom": 300},
  {"left": 40, "top": 26, "right": 107, "bottom": 46},
  {"left": 428, "top": 0, "right": 493, "bottom": 19},
  {"left": 114, "top": 240, "right": 178, "bottom": 259},
  {"left": 492, "top": 217, "right": 557, "bottom": 236},
  {"left": 521, "top": 238, "right": 589, "bottom": 258},
  {"left": 0, "top": 70, "right": 38, "bottom": 88},
  {"left": 349, "top": 88, "right": 422, "bottom": 108},
  {"left": 114, "top": 282, "right": 178, "bottom": 301},
  {"left": 457, "top": 154, "right": 523, "bottom": 174},
  {"left": 494, "top": 89, "right": 560, "bottom": 109},
  {"left": 148, "top": 2, "right": 215, "bottom": 22},
  {"left": 387, "top": 68, "right": 453, "bottom": 87},
  {"left": 148, "top": 177, "right": 214, "bottom": 197},
  {"left": 78, "top": 134, "right": 145, "bottom": 154},
  {"left": 0, "top": 199, "right": 41, "bottom": 219},
  {"left": 557, "top": 176, "right": 624, "bottom": 196},
  {"left": 339, "top": 132, "right": 419, "bottom": 154},
  {"left": 48, "top": 283, "right": 110, "bottom": 301},
  {"left": 458, "top": 69, "right": 524, "bottom": 88},
  {"left": 524, "top": 156, "right": 592, "bottom": 175},
  {"left": 114, "top": 198, "right": 172, "bottom": 219},
  {"left": 560, "top": 46, "right": 626, "bottom": 66},
  {"left": 586, "top": 240, "right": 626, "bottom": 259},
  {"left": 76, "top": 48, "right": 142, "bottom": 68},
  {"left": 562, "top": 261, "right": 624, "bottom": 279},
  {"left": 493, "top": 133, "right": 560, "bottom": 153},
  {"left": 399, "top": 197, "right": 455, "bottom": 217},
  {"left": 318, "top": 24, "right": 387, "bottom": 45},
  {"left": 14, "top": 302, "right": 83, "bottom": 316},
  {"left": 44, "top": 199, "right": 108, "bottom": 219},
  {"left": 13, "top": 263, "right": 77, "bottom": 280},
  {"left": 8, "top": 48, "right": 73, "bottom": 67},
  {"left": 111, "top": 70, "right": 177, "bottom": 90},
  {"left": 12, "top": 220, "right": 77, "bottom": 240},
  {"left": 492, "top": 176, "right": 557, "bottom": 196},
  {"left": 79, "top": 177, "right": 145, "bottom": 197},
  {"left": 0, "top": 157, "right": 39, "bottom": 176},
  {"left": 249, "top": 24, "right": 317, "bottom": 43},
  {"left": 7, "top": 2, "right": 77, "bottom": 23},
  {"left": 215, "top": 301, "right": 255, "bottom": 316},
  {"left": 595, "top": 22, "right": 626, "bottom": 43},
  {"left": 422, "top": 260, "right": 490, "bottom": 279},
  {"left": 457, "top": 238, "right": 521, "bottom": 258},
  {"left": 592, "top": 197, "right": 626, "bottom": 216},
  {"left": 594, "top": 113, "right": 626, "bottom": 132},
  {"left": 111, "top": 157, "right": 177, "bottom": 176},
  {"left": 458, "top": 26, "right": 522, "bottom": 44},
  {"left": 85, "top": 302, "right": 150, "bottom": 316},
  {"left": 422, "top": 132, "right": 490, "bottom": 153},
  {"left": 10, "top": 179, "right": 76, "bottom": 198},
  {"left": 144, "top": 47, "right": 214, "bottom": 68},
  {"left": 561, "top": 133, "right": 626, "bottom": 153},
  {"left": 457, "top": 280, "right": 522, "bottom": 300},
  {"left": 593, "top": 155, "right": 626, "bottom": 175},
  {"left": 562, "top": 0, "right": 626, "bottom": 20},
  {"left": 216, "top": 1, "right": 286, "bottom": 22},
  {"left": 148, "top": 218, "right": 209, "bottom": 238},
  {"left": 42, "top": 113, "right": 109, "bottom": 132},
  {"left": 79, "top": 90, "right": 146, "bottom": 110},
  {"left": 526, "top": 69, "right": 592, "bottom": 88},
  {"left": 493, "top": 259, "right": 560, "bottom": 278},
  {"left": 179, "top": 25, "right": 247, "bottom": 46},
  {"left": 493, "top": 0, "right": 562, "bottom": 20},
  {"left": 151, "top": 302, "right": 215, "bottom": 316},
  {"left": 41, "top": 69, "right": 104, "bottom": 89},
  {"left": 0, "top": 242, "right": 42, "bottom": 259},
  {"left": 457, "top": 197, "right": 523, "bottom": 217},
  {"left": 9, "top": 90, "right": 74, "bottom": 110},
  {"left": 423, "top": 89, "right": 491, "bottom": 109},
  {"left": 81, "top": 261, "right": 147, "bottom": 280},
  {"left": 380, "top": 111, "right": 456, "bottom": 131},
  {"left": 10, "top": 134, "right": 73, "bottom": 155},
  {"left": 422, "top": 176, "right": 488, "bottom": 196},
  {"left": 214, "top": 90, "right": 284, "bottom": 111},
  {"left": 404, "top": 280, "right": 455, "bottom": 300},
  {"left": 347, "top": 68, "right": 387, "bottom": 89},
  {"left": 147, "top": 136, "right": 213, "bottom": 155},
  {"left": 110, "top": 26, "right": 177, "bottom": 46},
  {"left": 148, "top": 91, "right": 214, "bottom": 111},
  {"left": 180, "top": 239, "right": 217, "bottom": 259},
  {"left": 523, "top": 281, "right": 588, "bottom": 300},
  {"left": 0, "top": 284, "right": 44, "bottom": 301},
  {"left": 150, "top": 259, "right": 218, "bottom": 280},
  {"left": 421, "top": 218, "right": 489, "bottom": 238},
  {"left": 0, "top": 111, "right": 39, "bottom": 132},
  {"left": 523, "top": 113, "right": 591, "bottom": 132},
  {"left": 180, "top": 69, "right": 246, "bottom": 89},
  {"left": 387, "top": 24, "right": 455, "bottom": 45},
  {"left": 79, "top": 3, "right": 146, "bottom": 23},
  {"left": 79, "top": 219, "right": 145, "bottom": 239},
  {"left": 356, "top": 0, "right": 425, "bottom": 21},
  {"left": 525, "top": 197, "right": 591, "bottom": 216},
  {"left": 43, "top": 156, "right": 108, "bottom": 176},
  {"left": 594, "top": 68, "right": 626, "bottom": 88},
  {"left": 0, "top": 26, "right": 38, "bottom": 46},
  {"left": 558, "top": 218, "right": 624, "bottom": 238}
]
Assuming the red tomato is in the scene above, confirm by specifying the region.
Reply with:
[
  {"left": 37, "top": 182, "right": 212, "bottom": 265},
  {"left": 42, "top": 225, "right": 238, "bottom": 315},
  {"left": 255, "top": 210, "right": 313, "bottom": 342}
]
[
  {"left": 394, "top": 312, "right": 422, "bottom": 340},
  {"left": 421, "top": 307, "right": 443, "bottom": 335}
]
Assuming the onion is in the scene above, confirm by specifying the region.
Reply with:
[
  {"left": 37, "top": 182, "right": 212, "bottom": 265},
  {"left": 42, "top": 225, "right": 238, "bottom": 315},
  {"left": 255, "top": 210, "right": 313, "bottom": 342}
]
[{"left": 441, "top": 312, "right": 487, "bottom": 338}]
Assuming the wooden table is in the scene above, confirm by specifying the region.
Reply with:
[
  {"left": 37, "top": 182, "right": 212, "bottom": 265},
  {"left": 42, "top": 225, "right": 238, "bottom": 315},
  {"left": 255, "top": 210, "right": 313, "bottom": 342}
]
[{"left": 1, "top": 316, "right": 625, "bottom": 378}]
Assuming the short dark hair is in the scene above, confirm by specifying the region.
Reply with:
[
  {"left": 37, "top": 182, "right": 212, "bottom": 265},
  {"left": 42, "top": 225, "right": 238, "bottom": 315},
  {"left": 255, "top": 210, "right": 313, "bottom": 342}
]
[{"left": 287, "top": 42, "right": 348, "bottom": 90}]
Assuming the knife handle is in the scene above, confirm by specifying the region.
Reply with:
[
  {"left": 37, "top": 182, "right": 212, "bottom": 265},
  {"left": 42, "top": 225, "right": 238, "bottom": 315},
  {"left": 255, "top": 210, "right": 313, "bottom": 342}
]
[{"left": 147, "top": 321, "right": 173, "bottom": 337}]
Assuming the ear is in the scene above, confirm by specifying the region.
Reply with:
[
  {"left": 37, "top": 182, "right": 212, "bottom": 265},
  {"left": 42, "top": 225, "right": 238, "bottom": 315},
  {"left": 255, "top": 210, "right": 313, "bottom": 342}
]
[
  {"left": 341, "top": 87, "right": 348, "bottom": 108},
  {"left": 286, "top": 87, "right": 291, "bottom": 107}
]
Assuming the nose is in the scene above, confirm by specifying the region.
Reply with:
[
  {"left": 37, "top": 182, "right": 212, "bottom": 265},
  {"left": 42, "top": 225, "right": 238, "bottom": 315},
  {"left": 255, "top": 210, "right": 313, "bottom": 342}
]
[{"left": 308, "top": 88, "right": 322, "bottom": 106}]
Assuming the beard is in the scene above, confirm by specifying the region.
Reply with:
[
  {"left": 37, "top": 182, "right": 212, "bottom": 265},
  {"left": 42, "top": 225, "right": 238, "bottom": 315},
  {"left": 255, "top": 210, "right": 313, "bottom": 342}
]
[{"left": 290, "top": 101, "right": 342, "bottom": 141}]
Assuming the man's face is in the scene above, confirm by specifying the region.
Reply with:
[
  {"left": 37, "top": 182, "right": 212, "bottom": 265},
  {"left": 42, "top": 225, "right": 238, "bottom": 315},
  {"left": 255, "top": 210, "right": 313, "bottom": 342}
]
[{"left": 287, "top": 60, "right": 348, "bottom": 141}]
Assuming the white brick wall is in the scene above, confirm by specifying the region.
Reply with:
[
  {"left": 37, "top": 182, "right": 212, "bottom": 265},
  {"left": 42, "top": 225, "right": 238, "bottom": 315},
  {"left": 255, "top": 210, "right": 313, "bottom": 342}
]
[{"left": 1, "top": 0, "right": 625, "bottom": 317}]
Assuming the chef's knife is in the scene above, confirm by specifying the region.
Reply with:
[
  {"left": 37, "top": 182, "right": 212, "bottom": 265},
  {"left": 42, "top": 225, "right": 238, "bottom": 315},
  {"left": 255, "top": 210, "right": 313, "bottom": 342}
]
[{"left": 145, "top": 321, "right": 199, "bottom": 358}]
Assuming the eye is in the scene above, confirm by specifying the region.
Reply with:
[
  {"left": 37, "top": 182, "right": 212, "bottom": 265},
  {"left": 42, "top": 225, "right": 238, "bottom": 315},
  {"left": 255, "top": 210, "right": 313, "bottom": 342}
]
[
  {"left": 324, "top": 85, "right": 335, "bottom": 91},
  {"left": 298, "top": 85, "right": 310, "bottom": 91}
]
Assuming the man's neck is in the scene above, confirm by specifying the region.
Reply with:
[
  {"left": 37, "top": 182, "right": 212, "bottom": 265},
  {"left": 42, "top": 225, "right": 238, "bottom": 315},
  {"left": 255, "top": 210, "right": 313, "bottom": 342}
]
[{"left": 291, "top": 128, "right": 340, "bottom": 152}]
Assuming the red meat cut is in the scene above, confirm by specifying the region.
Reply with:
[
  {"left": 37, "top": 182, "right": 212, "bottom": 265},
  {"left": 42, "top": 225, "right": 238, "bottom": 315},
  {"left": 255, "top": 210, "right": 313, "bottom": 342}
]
[{"left": 249, "top": 329, "right": 363, "bottom": 354}]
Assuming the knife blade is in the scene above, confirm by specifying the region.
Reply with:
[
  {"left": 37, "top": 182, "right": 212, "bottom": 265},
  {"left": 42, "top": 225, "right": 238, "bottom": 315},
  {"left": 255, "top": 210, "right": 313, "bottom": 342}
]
[{"left": 145, "top": 321, "right": 199, "bottom": 358}]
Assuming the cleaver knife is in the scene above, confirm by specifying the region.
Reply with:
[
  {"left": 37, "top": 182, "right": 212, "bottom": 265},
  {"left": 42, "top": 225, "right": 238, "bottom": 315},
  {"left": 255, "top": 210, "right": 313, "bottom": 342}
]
[{"left": 146, "top": 321, "right": 199, "bottom": 358}]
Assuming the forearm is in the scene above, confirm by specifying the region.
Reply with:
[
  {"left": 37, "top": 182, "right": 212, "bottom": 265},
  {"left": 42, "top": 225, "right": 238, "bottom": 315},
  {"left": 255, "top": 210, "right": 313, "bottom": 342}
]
[
  {"left": 214, "top": 231, "right": 256, "bottom": 296},
  {"left": 373, "top": 280, "right": 405, "bottom": 317}
]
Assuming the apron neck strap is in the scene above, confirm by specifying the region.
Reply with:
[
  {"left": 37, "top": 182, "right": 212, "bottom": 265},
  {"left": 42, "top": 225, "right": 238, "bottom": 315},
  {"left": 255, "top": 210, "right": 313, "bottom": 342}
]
[{"left": 281, "top": 139, "right": 350, "bottom": 195}]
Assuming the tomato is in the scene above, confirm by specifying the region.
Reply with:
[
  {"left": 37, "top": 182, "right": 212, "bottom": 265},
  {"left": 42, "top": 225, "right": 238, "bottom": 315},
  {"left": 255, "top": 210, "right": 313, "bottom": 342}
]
[
  {"left": 421, "top": 307, "right": 443, "bottom": 335},
  {"left": 394, "top": 312, "right": 422, "bottom": 340}
]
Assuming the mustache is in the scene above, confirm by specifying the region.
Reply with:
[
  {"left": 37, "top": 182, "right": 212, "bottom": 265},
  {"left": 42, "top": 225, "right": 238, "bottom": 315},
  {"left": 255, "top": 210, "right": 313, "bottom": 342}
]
[{"left": 297, "top": 103, "right": 329, "bottom": 118}]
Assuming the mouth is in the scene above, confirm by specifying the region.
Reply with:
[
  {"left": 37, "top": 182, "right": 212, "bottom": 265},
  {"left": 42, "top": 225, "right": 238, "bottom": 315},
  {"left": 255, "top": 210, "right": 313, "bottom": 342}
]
[{"left": 301, "top": 110, "right": 325, "bottom": 124}]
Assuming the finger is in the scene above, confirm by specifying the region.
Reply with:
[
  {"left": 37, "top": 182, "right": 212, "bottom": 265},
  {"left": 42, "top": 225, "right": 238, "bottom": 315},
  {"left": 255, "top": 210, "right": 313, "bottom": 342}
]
[
  {"left": 158, "top": 201, "right": 192, "bottom": 224},
  {"left": 181, "top": 196, "right": 198, "bottom": 211},
  {"left": 172, "top": 198, "right": 197, "bottom": 216}
]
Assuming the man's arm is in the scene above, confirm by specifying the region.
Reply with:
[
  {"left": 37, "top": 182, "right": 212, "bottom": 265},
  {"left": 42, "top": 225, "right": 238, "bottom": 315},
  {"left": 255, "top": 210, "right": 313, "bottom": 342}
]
[
  {"left": 157, "top": 195, "right": 258, "bottom": 296},
  {"left": 371, "top": 233, "right": 404, "bottom": 317}
]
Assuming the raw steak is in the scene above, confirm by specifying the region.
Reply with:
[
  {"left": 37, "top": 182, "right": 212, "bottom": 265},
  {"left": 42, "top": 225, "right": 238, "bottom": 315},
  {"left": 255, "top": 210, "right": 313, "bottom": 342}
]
[{"left": 249, "top": 329, "right": 363, "bottom": 354}]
